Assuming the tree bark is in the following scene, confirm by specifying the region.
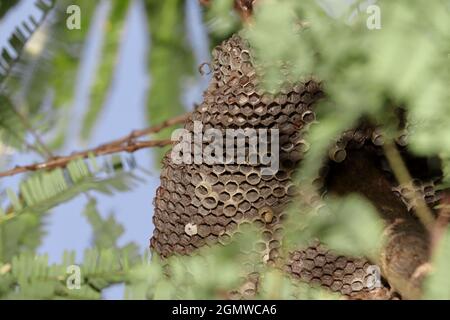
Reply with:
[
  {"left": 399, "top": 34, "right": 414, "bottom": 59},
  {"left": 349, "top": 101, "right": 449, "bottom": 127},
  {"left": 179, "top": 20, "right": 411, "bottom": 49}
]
[{"left": 326, "top": 147, "right": 430, "bottom": 299}]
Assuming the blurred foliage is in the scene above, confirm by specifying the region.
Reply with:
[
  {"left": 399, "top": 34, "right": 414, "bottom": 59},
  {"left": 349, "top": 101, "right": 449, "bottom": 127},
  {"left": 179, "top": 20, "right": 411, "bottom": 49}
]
[
  {"left": 0, "top": 155, "right": 141, "bottom": 262},
  {"left": 284, "top": 195, "right": 384, "bottom": 261},
  {"left": 144, "top": 0, "right": 195, "bottom": 162},
  {"left": 0, "top": 0, "right": 448, "bottom": 300},
  {"left": 424, "top": 227, "right": 450, "bottom": 299},
  {"left": 0, "top": 0, "right": 55, "bottom": 86},
  {"left": 0, "top": 247, "right": 138, "bottom": 299},
  {"left": 204, "top": 0, "right": 241, "bottom": 48},
  {"left": 245, "top": 0, "right": 450, "bottom": 182},
  {"left": 257, "top": 269, "right": 339, "bottom": 300},
  {"left": 244, "top": 0, "right": 449, "bottom": 300},
  {"left": 3, "top": 0, "right": 97, "bottom": 150},
  {"left": 0, "top": 95, "right": 25, "bottom": 150},
  {"left": 441, "top": 154, "right": 450, "bottom": 189},
  {"left": 0, "top": 0, "right": 19, "bottom": 19}
]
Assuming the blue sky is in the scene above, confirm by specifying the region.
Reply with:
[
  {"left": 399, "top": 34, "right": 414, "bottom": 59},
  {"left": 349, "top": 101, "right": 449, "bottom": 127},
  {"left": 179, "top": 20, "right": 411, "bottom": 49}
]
[{"left": 0, "top": 0, "right": 209, "bottom": 299}]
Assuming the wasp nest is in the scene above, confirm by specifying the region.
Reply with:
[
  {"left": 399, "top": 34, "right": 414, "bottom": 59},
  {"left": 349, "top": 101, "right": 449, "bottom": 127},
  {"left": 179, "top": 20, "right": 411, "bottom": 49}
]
[
  {"left": 151, "top": 34, "right": 321, "bottom": 262},
  {"left": 150, "top": 34, "right": 396, "bottom": 298},
  {"left": 286, "top": 242, "right": 394, "bottom": 298}
]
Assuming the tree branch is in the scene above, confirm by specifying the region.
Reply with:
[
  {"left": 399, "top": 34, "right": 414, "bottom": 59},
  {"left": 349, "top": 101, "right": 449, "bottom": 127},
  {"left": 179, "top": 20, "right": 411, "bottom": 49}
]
[
  {"left": 105, "top": 113, "right": 189, "bottom": 148},
  {"left": 0, "top": 113, "right": 190, "bottom": 178},
  {"left": 327, "top": 147, "right": 430, "bottom": 299}
]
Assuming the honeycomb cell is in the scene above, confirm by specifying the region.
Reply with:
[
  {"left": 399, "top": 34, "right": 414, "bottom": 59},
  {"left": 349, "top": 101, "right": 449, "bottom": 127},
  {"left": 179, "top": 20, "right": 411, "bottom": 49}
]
[
  {"left": 225, "top": 181, "right": 239, "bottom": 193},
  {"left": 245, "top": 188, "right": 260, "bottom": 202},
  {"left": 195, "top": 182, "right": 210, "bottom": 198},
  {"left": 351, "top": 281, "right": 364, "bottom": 292},
  {"left": 331, "top": 281, "right": 343, "bottom": 292},
  {"left": 224, "top": 203, "right": 238, "bottom": 217},
  {"left": 185, "top": 223, "right": 197, "bottom": 236},
  {"left": 203, "top": 195, "right": 219, "bottom": 210},
  {"left": 342, "top": 284, "right": 352, "bottom": 295},
  {"left": 344, "top": 262, "right": 356, "bottom": 274},
  {"left": 315, "top": 254, "right": 326, "bottom": 267},
  {"left": 239, "top": 201, "right": 252, "bottom": 212},
  {"left": 329, "top": 146, "right": 347, "bottom": 163}
]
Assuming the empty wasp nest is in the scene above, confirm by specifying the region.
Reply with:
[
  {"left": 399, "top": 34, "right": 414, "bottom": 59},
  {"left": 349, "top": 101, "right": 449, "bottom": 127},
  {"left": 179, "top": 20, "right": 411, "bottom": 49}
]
[
  {"left": 150, "top": 34, "right": 397, "bottom": 299},
  {"left": 151, "top": 34, "right": 322, "bottom": 262}
]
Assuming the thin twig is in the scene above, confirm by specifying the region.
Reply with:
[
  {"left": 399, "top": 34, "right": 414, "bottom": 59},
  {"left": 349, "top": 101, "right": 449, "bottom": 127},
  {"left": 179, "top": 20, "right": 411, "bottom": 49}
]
[
  {"left": 0, "top": 113, "right": 190, "bottom": 178},
  {"left": 105, "top": 113, "right": 189, "bottom": 148},
  {"left": 11, "top": 106, "right": 54, "bottom": 159},
  {"left": 383, "top": 141, "right": 436, "bottom": 231},
  {"left": 0, "top": 139, "right": 172, "bottom": 178},
  {"left": 1, "top": 122, "right": 43, "bottom": 157}
]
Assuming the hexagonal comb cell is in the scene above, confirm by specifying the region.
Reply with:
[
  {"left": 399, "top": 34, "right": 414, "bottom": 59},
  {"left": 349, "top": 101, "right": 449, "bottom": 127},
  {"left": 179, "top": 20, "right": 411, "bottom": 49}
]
[{"left": 286, "top": 243, "right": 386, "bottom": 297}]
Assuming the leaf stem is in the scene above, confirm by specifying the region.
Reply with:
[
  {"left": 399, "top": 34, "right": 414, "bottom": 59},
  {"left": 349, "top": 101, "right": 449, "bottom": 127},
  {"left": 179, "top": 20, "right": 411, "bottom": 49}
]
[{"left": 383, "top": 141, "right": 435, "bottom": 231}]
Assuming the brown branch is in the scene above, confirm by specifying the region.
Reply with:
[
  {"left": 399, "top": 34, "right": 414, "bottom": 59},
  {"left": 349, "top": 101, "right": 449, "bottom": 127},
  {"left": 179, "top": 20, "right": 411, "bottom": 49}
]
[
  {"left": 0, "top": 113, "right": 190, "bottom": 179},
  {"left": 0, "top": 140, "right": 173, "bottom": 178},
  {"left": 327, "top": 147, "right": 430, "bottom": 299},
  {"left": 105, "top": 113, "right": 189, "bottom": 148}
]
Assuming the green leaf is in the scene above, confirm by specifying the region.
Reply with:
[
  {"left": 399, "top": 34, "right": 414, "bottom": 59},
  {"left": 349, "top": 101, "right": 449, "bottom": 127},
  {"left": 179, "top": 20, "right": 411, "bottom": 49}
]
[
  {"left": 83, "top": 199, "right": 124, "bottom": 249},
  {"left": 258, "top": 269, "right": 338, "bottom": 300},
  {"left": 145, "top": 0, "right": 195, "bottom": 162},
  {"left": 423, "top": 227, "right": 450, "bottom": 299},
  {"left": 0, "top": 95, "right": 26, "bottom": 150},
  {"left": 286, "top": 195, "right": 384, "bottom": 259},
  {"left": 0, "top": 0, "right": 19, "bottom": 19},
  {"left": 0, "top": 212, "right": 45, "bottom": 263},
  {"left": 2, "top": 0, "right": 98, "bottom": 151},
  {"left": 205, "top": 0, "right": 241, "bottom": 46},
  {"left": 0, "top": 0, "right": 56, "bottom": 86}
]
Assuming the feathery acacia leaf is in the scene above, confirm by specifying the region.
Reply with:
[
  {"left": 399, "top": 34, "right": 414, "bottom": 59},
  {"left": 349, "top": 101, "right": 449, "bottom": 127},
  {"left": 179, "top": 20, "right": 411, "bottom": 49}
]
[
  {"left": 0, "top": 0, "right": 19, "bottom": 20},
  {"left": 0, "top": 0, "right": 56, "bottom": 87}
]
